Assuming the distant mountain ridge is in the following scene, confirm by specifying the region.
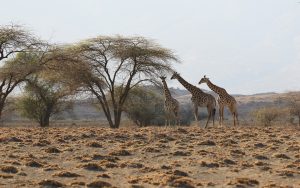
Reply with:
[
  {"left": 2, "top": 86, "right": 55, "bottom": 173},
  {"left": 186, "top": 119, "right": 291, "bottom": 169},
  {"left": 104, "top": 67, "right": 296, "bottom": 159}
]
[{"left": 2, "top": 88, "right": 298, "bottom": 124}]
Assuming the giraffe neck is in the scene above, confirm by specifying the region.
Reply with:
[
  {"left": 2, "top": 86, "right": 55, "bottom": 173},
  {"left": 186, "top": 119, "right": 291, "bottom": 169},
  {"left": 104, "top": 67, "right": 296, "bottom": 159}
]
[
  {"left": 206, "top": 79, "right": 225, "bottom": 95},
  {"left": 176, "top": 75, "right": 202, "bottom": 94},
  {"left": 162, "top": 80, "right": 172, "bottom": 99}
]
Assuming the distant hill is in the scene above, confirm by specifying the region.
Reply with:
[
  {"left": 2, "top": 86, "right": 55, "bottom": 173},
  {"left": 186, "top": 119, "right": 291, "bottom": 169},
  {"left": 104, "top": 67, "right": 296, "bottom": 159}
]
[{"left": 2, "top": 89, "right": 299, "bottom": 124}]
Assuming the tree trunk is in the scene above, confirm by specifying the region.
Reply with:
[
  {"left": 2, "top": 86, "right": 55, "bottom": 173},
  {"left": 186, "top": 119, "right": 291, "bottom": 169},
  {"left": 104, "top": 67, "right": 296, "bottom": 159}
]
[
  {"left": 40, "top": 112, "right": 50, "bottom": 127},
  {"left": 39, "top": 106, "right": 52, "bottom": 127},
  {"left": 0, "top": 100, "right": 6, "bottom": 120},
  {"left": 113, "top": 109, "right": 122, "bottom": 129},
  {"left": 298, "top": 115, "right": 300, "bottom": 126}
]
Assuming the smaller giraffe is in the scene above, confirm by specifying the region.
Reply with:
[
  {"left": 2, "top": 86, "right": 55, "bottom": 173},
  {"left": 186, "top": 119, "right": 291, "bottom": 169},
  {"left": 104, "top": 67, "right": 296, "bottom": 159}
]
[
  {"left": 199, "top": 75, "right": 239, "bottom": 126},
  {"left": 160, "top": 76, "right": 180, "bottom": 126}
]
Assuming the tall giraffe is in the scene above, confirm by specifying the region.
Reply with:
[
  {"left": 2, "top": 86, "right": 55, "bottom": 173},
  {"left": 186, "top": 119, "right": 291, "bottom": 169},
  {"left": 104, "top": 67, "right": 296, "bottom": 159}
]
[
  {"left": 160, "top": 76, "right": 180, "bottom": 126},
  {"left": 199, "top": 75, "right": 239, "bottom": 126},
  {"left": 171, "top": 72, "right": 216, "bottom": 128}
]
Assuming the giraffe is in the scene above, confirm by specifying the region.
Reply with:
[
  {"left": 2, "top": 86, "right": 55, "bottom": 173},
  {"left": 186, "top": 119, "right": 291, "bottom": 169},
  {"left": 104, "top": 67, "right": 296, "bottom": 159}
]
[
  {"left": 160, "top": 76, "right": 180, "bottom": 126},
  {"left": 171, "top": 72, "right": 216, "bottom": 128},
  {"left": 199, "top": 75, "right": 239, "bottom": 126}
]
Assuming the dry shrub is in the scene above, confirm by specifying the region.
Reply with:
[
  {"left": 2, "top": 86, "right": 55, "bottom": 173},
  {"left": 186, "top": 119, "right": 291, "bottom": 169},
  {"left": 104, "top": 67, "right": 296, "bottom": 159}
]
[
  {"left": 53, "top": 171, "right": 81, "bottom": 178},
  {"left": 0, "top": 165, "right": 18, "bottom": 173},
  {"left": 251, "top": 107, "right": 284, "bottom": 126},
  {"left": 38, "top": 179, "right": 65, "bottom": 187},
  {"left": 87, "top": 180, "right": 112, "bottom": 188}
]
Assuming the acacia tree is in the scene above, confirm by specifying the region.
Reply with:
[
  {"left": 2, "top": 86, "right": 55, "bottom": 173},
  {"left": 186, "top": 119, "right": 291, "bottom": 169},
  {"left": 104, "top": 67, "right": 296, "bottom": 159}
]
[
  {"left": 0, "top": 25, "right": 43, "bottom": 119},
  {"left": 123, "top": 86, "right": 164, "bottom": 127},
  {"left": 18, "top": 76, "right": 74, "bottom": 127},
  {"left": 50, "top": 36, "right": 178, "bottom": 128}
]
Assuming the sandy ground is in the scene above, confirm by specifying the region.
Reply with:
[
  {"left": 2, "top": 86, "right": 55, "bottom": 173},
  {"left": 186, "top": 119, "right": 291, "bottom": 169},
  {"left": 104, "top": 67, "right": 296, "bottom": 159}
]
[{"left": 0, "top": 125, "right": 299, "bottom": 188}]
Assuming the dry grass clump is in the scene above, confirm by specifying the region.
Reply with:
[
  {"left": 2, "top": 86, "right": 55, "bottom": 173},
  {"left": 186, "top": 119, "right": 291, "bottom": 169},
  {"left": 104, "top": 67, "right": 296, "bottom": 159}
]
[
  {"left": 0, "top": 165, "right": 18, "bottom": 173},
  {"left": 172, "top": 151, "right": 191, "bottom": 156},
  {"left": 80, "top": 163, "right": 105, "bottom": 171},
  {"left": 25, "top": 160, "right": 43, "bottom": 168},
  {"left": 228, "top": 178, "right": 259, "bottom": 187},
  {"left": 86, "top": 142, "right": 102, "bottom": 148},
  {"left": 273, "top": 153, "right": 291, "bottom": 159},
  {"left": 45, "top": 147, "right": 61, "bottom": 153},
  {"left": 38, "top": 179, "right": 65, "bottom": 187},
  {"left": 109, "top": 149, "right": 131, "bottom": 156},
  {"left": 0, "top": 174, "right": 14, "bottom": 179},
  {"left": 33, "top": 139, "right": 51, "bottom": 147},
  {"left": 53, "top": 171, "right": 82, "bottom": 178},
  {"left": 87, "top": 180, "right": 112, "bottom": 188},
  {"left": 198, "top": 140, "right": 216, "bottom": 146},
  {"left": 169, "top": 177, "right": 196, "bottom": 188}
]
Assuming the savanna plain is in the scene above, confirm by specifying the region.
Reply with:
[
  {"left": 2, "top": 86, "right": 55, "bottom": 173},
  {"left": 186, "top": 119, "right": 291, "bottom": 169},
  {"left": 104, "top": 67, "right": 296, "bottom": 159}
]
[{"left": 0, "top": 125, "right": 299, "bottom": 188}]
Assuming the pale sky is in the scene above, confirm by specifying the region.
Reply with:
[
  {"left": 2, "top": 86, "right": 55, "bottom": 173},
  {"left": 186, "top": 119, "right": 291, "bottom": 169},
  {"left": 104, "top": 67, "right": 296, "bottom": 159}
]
[{"left": 1, "top": 0, "right": 300, "bottom": 94}]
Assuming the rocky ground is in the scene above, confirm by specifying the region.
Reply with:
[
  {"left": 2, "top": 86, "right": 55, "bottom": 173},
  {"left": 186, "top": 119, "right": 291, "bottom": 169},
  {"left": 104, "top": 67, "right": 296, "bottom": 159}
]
[{"left": 0, "top": 125, "right": 299, "bottom": 188}]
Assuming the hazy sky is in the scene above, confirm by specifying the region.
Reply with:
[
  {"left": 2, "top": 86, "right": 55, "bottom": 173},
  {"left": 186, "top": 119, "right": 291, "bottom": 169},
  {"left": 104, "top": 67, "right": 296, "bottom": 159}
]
[{"left": 1, "top": 0, "right": 300, "bottom": 94}]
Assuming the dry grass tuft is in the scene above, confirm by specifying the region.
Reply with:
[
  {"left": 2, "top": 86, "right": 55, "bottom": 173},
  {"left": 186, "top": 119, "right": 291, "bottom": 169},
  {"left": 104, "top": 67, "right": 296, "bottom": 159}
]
[{"left": 0, "top": 165, "right": 18, "bottom": 173}]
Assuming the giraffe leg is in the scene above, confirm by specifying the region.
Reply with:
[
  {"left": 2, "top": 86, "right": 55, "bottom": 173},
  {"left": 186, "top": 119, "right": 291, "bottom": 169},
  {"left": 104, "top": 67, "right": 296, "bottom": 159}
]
[
  {"left": 205, "top": 107, "right": 212, "bottom": 128},
  {"left": 229, "top": 104, "right": 238, "bottom": 127},
  {"left": 233, "top": 113, "right": 236, "bottom": 127},
  {"left": 219, "top": 105, "right": 224, "bottom": 126},
  {"left": 212, "top": 108, "right": 216, "bottom": 127},
  {"left": 174, "top": 110, "right": 180, "bottom": 126},
  {"left": 194, "top": 104, "right": 199, "bottom": 126},
  {"left": 236, "top": 112, "right": 239, "bottom": 126},
  {"left": 218, "top": 106, "right": 222, "bottom": 126}
]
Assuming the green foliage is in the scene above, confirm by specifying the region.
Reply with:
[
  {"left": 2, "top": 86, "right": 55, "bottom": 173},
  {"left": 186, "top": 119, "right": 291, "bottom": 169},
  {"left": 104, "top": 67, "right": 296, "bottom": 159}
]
[
  {"left": 48, "top": 36, "right": 178, "bottom": 128},
  {"left": 123, "top": 86, "right": 164, "bottom": 126},
  {"left": 17, "top": 78, "right": 72, "bottom": 127}
]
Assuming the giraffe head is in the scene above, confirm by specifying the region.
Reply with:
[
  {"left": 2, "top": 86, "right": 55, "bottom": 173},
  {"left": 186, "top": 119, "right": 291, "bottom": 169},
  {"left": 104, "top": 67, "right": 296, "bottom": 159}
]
[
  {"left": 171, "top": 72, "right": 180, "bottom": 80},
  {"left": 159, "top": 76, "right": 167, "bottom": 81},
  {"left": 198, "top": 75, "right": 209, "bottom": 85}
]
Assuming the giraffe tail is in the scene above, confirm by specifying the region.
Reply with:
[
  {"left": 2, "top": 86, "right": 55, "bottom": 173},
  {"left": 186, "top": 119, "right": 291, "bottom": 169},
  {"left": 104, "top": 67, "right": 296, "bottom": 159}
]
[{"left": 212, "top": 108, "right": 216, "bottom": 118}]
